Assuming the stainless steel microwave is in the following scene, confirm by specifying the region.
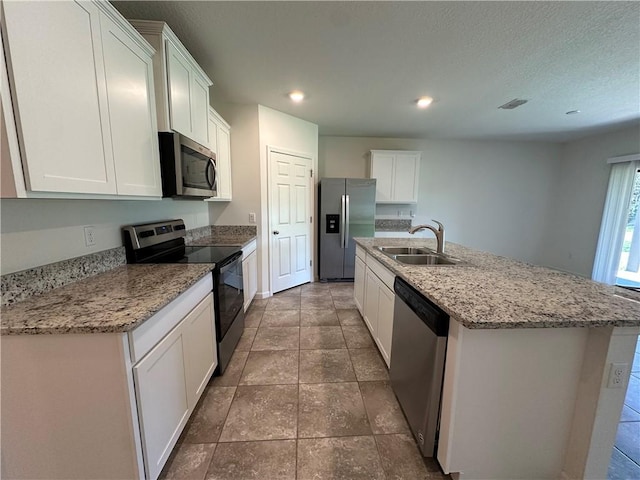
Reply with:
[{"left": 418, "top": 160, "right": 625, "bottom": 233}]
[{"left": 158, "top": 132, "right": 217, "bottom": 198}]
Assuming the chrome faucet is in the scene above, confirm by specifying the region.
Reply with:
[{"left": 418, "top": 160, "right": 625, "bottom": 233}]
[{"left": 409, "top": 220, "right": 445, "bottom": 254}]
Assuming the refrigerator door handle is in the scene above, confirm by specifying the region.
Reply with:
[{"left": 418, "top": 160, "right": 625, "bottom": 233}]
[
  {"left": 340, "top": 194, "right": 346, "bottom": 248},
  {"left": 345, "top": 194, "right": 350, "bottom": 249}
]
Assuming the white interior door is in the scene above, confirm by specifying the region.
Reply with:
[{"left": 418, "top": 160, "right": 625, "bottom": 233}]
[{"left": 269, "top": 150, "right": 312, "bottom": 293}]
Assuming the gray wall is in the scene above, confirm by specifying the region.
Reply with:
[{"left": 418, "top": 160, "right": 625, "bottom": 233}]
[
  {"left": 542, "top": 125, "right": 640, "bottom": 277},
  {"left": 1, "top": 198, "right": 210, "bottom": 274},
  {"left": 319, "top": 136, "right": 561, "bottom": 265}
]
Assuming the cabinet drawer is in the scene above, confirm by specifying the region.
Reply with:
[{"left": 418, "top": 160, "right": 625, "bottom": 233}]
[
  {"left": 243, "top": 239, "right": 257, "bottom": 258},
  {"left": 355, "top": 244, "right": 366, "bottom": 261},
  {"left": 129, "top": 274, "right": 212, "bottom": 363},
  {"left": 366, "top": 255, "right": 395, "bottom": 291}
]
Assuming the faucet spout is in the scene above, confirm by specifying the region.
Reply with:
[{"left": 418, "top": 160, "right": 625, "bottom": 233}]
[{"left": 408, "top": 219, "right": 445, "bottom": 254}]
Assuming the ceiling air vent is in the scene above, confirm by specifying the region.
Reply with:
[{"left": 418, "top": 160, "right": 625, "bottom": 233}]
[{"left": 498, "top": 98, "right": 528, "bottom": 110}]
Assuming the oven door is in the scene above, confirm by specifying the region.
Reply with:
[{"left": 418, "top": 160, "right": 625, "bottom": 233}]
[{"left": 216, "top": 256, "right": 244, "bottom": 340}]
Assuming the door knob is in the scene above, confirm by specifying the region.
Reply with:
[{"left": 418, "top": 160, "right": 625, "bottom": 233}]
[{"left": 273, "top": 231, "right": 280, "bottom": 235}]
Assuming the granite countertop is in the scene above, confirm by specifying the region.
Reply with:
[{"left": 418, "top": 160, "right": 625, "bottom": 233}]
[
  {"left": 188, "top": 233, "right": 256, "bottom": 248},
  {"left": 1, "top": 264, "right": 214, "bottom": 335},
  {"left": 355, "top": 237, "right": 640, "bottom": 329}
]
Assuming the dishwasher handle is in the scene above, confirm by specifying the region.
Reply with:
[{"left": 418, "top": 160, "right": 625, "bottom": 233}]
[{"left": 394, "top": 277, "right": 449, "bottom": 337}]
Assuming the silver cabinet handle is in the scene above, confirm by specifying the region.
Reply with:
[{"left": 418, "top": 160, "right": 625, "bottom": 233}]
[{"left": 273, "top": 231, "right": 280, "bottom": 235}]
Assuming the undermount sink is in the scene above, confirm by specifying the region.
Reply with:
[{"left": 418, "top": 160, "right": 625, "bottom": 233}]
[
  {"left": 392, "top": 254, "right": 458, "bottom": 266},
  {"left": 375, "top": 246, "right": 434, "bottom": 255},
  {"left": 374, "top": 245, "right": 461, "bottom": 266}
]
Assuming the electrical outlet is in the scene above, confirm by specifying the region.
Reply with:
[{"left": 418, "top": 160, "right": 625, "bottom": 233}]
[
  {"left": 607, "top": 362, "right": 628, "bottom": 388},
  {"left": 84, "top": 226, "right": 96, "bottom": 247},
  {"left": 249, "top": 212, "right": 256, "bottom": 223}
]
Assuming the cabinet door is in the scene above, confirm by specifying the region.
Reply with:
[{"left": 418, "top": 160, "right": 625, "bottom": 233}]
[
  {"left": 208, "top": 113, "right": 219, "bottom": 154},
  {"left": 100, "top": 12, "right": 161, "bottom": 197},
  {"left": 166, "top": 41, "right": 192, "bottom": 136},
  {"left": 216, "top": 125, "right": 232, "bottom": 200},
  {"left": 248, "top": 250, "right": 258, "bottom": 304},
  {"left": 134, "top": 323, "right": 190, "bottom": 480},
  {"left": 242, "top": 255, "right": 251, "bottom": 312},
  {"left": 363, "top": 267, "right": 379, "bottom": 337},
  {"left": 183, "top": 293, "right": 217, "bottom": 408},
  {"left": 354, "top": 255, "right": 366, "bottom": 315},
  {"left": 393, "top": 153, "right": 420, "bottom": 202},
  {"left": 3, "top": 0, "right": 116, "bottom": 194},
  {"left": 190, "top": 73, "right": 210, "bottom": 146},
  {"left": 376, "top": 283, "right": 395, "bottom": 367},
  {"left": 370, "top": 152, "right": 394, "bottom": 202}
]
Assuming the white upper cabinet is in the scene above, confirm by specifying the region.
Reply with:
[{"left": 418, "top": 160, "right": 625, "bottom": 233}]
[
  {"left": 100, "top": 11, "right": 162, "bottom": 197},
  {"left": 369, "top": 150, "right": 421, "bottom": 203},
  {"left": 2, "top": 0, "right": 161, "bottom": 197},
  {"left": 207, "top": 106, "right": 233, "bottom": 201},
  {"left": 129, "top": 20, "right": 213, "bottom": 148}
]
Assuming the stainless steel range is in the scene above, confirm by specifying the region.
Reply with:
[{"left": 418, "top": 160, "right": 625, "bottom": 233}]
[{"left": 123, "top": 219, "right": 244, "bottom": 373}]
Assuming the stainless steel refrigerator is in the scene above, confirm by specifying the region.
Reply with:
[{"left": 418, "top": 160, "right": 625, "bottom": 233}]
[{"left": 319, "top": 178, "right": 376, "bottom": 280}]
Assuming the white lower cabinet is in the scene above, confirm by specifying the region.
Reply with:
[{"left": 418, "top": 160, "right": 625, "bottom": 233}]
[
  {"left": 1, "top": 275, "right": 216, "bottom": 480},
  {"left": 242, "top": 240, "right": 258, "bottom": 311},
  {"left": 134, "top": 322, "right": 190, "bottom": 480},
  {"left": 134, "top": 291, "right": 216, "bottom": 480},
  {"left": 354, "top": 254, "right": 366, "bottom": 313},
  {"left": 354, "top": 245, "right": 396, "bottom": 367}
]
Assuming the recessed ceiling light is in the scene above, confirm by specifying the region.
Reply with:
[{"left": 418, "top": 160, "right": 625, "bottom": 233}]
[
  {"left": 566, "top": 110, "right": 580, "bottom": 115},
  {"left": 289, "top": 90, "right": 305, "bottom": 102},
  {"left": 416, "top": 96, "right": 433, "bottom": 109}
]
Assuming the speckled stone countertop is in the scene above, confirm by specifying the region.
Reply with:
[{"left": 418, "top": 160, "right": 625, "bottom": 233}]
[
  {"left": 188, "top": 233, "right": 256, "bottom": 248},
  {"left": 1, "top": 264, "right": 214, "bottom": 335},
  {"left": 355, "top": 237, "right": 640, "bottom": 329}
]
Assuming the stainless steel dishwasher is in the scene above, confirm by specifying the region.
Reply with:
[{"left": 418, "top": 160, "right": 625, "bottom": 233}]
[{"left": 390, "top": 277, "right": 449, "bottom": 457}]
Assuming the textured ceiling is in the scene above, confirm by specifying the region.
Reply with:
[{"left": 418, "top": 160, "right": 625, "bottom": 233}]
[{"left": 112, "top": 1, "right": 640, "bottom": 142}]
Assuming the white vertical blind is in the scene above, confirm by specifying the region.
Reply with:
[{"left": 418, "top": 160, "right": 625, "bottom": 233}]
[{"left": 592, "top": 160, "right": 638, "bottom": 284}]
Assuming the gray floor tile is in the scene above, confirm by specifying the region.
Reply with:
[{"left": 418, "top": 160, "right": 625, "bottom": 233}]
[
  {"left": 621, "top": 404, "right": 640, "bottom": 422},
  {"left": 297, "top": 436, "right": 385, "bottom": 480},
  {"left": 239, "top": 350, "right": 299, "bottom": 385},
  {"left": 206, "top": 440, "right": 296, "bottom": 480},
  {"left": 219, "top": 385, "right": 298, "bottom": 442},
  {"left": 244, "top": 308, "right": 263, "bottom": 328},
  {"left": 261, "top": 309, "right": 300, "bottom": 327},
  {"left": 349, "top": 348, "right": 390, "bottom": 381},
  {"left": 625, "top": 375, "right": 640, "bottom": 413},
  {"left": 252, "top": 327, "right": 300, "bottom": 351},
  {"left": 249, "top": 298, "right": 269, "bottom": 310},
  {"left": 331, "top": 288, "right": 355, "bottom": 299},
  {"left": 298, "top": 382, "right": 371, "bottom": 437},
  {"left": 360, "top": 381, "right": 410, "bottom": 434},
  {"left": 375, "top": 433, "right": 431, "bottom": 480},
  {"left": 299, "top": 349, "right": 357, "bottom": 383},
  {"left": 301, "top": 283, "right": 331, "bottom": 294},
  {"left": 235, "top": 327, "right": 257, "bottom": 351},
  {"left": 300, "top": 296, "right": 332, "bottom": 309},
  {"left": 608, "top": 447, "right": 640, "bottom": 480},
  {"left": 266, "top": 296, "right": 301, "bottom": 310},
  {"left": 337, "top": 308, "right": 365, "bottom": 326},
  {"left": 615, "top": 420, "right": 640, "bottom": 464},
  {"left": 183, "top": 387, "right": 236, "bottom": 443},
  {"left": 342, "top": 325, "right": 375, "bottom": 349},
  {"left": 333, "top": 297, "right": 357, "bottom": 309},
  {"left": 300, "top": 309, "right": 340, "bottom": 326},
  {"left": 160, "top": 442, "right": 216, "bottom": 480},
  {"left": 212, "top": 350, "right": 249, "bottom": 387},
  {"left": 300, "top": 326, "right": 346, "bottom": 349}
]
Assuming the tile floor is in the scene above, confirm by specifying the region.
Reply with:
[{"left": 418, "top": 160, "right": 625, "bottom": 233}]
[
  {"left": 160, "top": 282, "right": 451, "bottom": 480},
  {"left": 608, "top": 335, "right": 640, "bottom": 479}
]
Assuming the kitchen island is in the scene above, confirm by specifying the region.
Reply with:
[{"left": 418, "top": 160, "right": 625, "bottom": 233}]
[{"left": 355, "top": 237, "right": 640, "bottom": 480}]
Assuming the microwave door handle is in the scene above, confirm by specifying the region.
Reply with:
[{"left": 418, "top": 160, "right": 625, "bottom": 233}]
[{"left": 206, "top": 158, "right": 217, "bottom": 190}]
